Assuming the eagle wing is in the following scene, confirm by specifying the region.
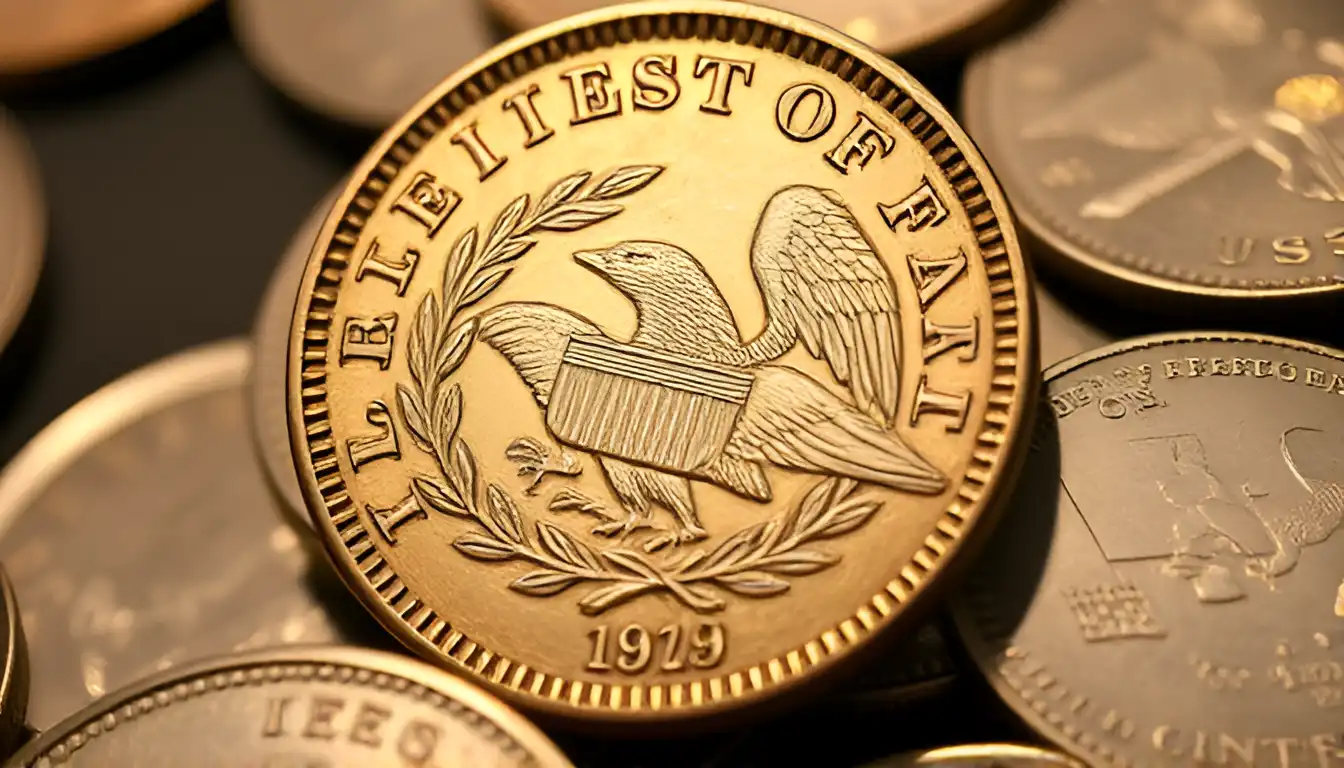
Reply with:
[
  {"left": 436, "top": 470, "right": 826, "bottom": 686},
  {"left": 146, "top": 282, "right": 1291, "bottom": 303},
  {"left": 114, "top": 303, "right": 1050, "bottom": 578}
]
[
  {"left": 719, "top": 366, "right": 945, "bottom": 495},
  {"left": 750, "top": 185, "right": 902, "bottom": 425},
  {"left": 476, "top": 302, "right": 601, "bottom": 406}
]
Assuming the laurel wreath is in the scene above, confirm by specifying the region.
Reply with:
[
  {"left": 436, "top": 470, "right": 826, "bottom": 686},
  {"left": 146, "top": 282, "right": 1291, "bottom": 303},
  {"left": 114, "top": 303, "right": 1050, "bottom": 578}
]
[{"left": 397, "top": 166, "right": 883, "bottom": 615}]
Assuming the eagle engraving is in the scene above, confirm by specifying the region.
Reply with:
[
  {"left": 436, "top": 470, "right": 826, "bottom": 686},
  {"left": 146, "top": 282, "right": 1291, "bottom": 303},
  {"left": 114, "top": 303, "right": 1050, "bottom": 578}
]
[{"left": 478, "top": 185, "right": 947, "bottom": 546}]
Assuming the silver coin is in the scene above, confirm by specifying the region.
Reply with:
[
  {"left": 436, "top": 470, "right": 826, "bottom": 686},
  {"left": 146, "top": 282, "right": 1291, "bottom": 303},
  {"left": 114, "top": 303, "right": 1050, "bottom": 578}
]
[
  {"left": 0, "top": 340, "right": 376, "bottom": 729},
  {"left": 230, "top": 0, "right": 496, "bottom": 130},
  {"left": 0, "top": 108, "right": 45, "bottom": 358}
]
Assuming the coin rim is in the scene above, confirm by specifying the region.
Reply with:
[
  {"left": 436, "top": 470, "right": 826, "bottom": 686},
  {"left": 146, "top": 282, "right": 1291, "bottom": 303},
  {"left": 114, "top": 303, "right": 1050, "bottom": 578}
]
[
  {"left": 288, "top": 0, "right": 1037, "bottom": 727},
  {"left": 870, "top": 742, "right": 1087, "bottom": 766},
  {"left": 0, "top": 108, "right": 46, "bottom": 358},
  {"left": 6, "top": 644, "right": 575, "bottom": 767},
  {"left": 961, "top": 24, "right": 1344, "bottom": 303},
  {"left": 951, "top": 329, "right": 1344, "bottom": 767}
]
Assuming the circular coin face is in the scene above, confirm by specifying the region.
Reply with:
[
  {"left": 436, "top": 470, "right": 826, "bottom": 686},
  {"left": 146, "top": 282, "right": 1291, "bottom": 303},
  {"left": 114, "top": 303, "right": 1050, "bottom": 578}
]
[
  {"left": 867, "top": 743, "right": 1086, "bottom": 767},
  {"left": 230, "top": 0, "right": 497, "bottom": 130},
  {"left": 8, "top": 645, "right": 574, "bottom": 767},
  {"left": 0, "top": 109, "right": 45, "bottom": 358},
  {"left": 0, "top": 0, "right": 213, "bottom": 76},
  {"left": 0, "top": 566, "right": 30, "bottom": 758},
  {"left": 955, "top": 332, "right": 1344, "bottom": 767},
  {"left": 488, "top": 0, "right": 1017, "bottom": 59},
  {"left": 964, "top": 0, "right": 1344, "bottom": 304},
  {"left": 289, "top": 0, "right": 1035, "bottom": 727},
  {"left": 0, "top": 340, "right": 379, "bottom": 730},
  {"left": 251, "top": 189, "right": 343, "bottom": 534}
]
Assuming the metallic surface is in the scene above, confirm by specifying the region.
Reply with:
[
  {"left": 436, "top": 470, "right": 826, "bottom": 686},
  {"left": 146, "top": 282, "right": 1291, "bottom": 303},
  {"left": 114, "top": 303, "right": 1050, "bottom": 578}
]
[
  {"left": 288, "top": 0, "right": 1035, "bottom": 727},
  {"left": 7, "top": 645, "right": 575, "bottom": 767},
  {"left": 866, "top": 743, "right": 1086, "bottom": 767},
  {"left": 964, "top": 0, "right": 1344, "bottom": 304},
  {"left": 0, "top": 0, "right": 213, "bottom": 75},
  {"left": 0, "top": 340, "right": 378, "bottom": 730},
  {"left": 230, "top": 0, "right": 497, "bottom": 130},
  {"left": 251, "top": 189, "right": 341, "bottom": 534},
  {"left": 0, "top": 109, "right": 45, "bottom": 359},
  {"left": 488, "top": 0, "right": 1016, "bottom": 59},
  {"left": 955, "top": 332, "right": 1344, "bottom": 767},
  {"left": 0, "top": 567, "right": 29, "bottom": 759}
]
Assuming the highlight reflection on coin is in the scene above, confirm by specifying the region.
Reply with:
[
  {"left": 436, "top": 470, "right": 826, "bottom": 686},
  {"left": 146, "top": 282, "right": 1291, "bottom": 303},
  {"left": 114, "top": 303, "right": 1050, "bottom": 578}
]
[
  {"left": 0, "top": 0, "right": 213, "bottom": 75},
  {"left": 0, "top": 108, "right": 45, "bottom": 358},
  {"left": 964, "top": 0, "right": 1344, "bottom": 305},
  {"left": 955, "top": 333, "right": 1344, "bottom": 767},
  {"left": 7, "top": 645, "right": 575, "bottom": 767},
  {"left": 290, "top": 1, "right": 1034, "bottom": 726},
  {"left": 230, "top": 0, "right": 496, "bottom": 130},
  {"left": 0, "top": 566, "right": 29, "bottom": 758},
  {"left": 0, "top": 340, "right": 374, "bottom": 730},
  {"left": 866, "top": 743, "right": 1086, "bottom": 767},
  {"left": 251, "top": 189, "right": 341, "bottom": 533},
  {"left": 488, "top": 0, "right": 1020, "bottom": 59}
]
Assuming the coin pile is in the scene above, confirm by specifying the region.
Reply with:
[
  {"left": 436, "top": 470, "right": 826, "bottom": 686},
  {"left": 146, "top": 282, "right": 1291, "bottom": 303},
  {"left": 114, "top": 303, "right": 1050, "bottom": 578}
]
[{"left": 0, "top": 0, "right": 1341, "bottom": 766}]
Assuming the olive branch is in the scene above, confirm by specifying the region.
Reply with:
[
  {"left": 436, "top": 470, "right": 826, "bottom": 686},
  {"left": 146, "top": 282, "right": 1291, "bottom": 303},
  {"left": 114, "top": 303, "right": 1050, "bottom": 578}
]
[{"left": 396, "top": 166, "right": 883, "bottom": 615}]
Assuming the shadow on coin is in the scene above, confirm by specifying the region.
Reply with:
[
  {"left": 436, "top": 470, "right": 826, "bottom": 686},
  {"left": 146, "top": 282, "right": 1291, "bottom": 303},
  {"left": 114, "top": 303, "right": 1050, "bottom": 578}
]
[
  {"left": 301, "top": 554, "right": 404, "bottom": 652},
  {"left": 0, "top": 262, "right": 53, "bottom": 462},
  {"left": 0, "top": 4, "right": 227, "bottom": 105}
]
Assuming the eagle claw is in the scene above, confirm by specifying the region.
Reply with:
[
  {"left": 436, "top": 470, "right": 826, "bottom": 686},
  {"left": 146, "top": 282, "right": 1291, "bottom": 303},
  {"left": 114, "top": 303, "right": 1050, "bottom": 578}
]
[
  {"left": 643, "top": 525, "right": 708, "bottom": 553},
  {"left": 506, "top": 437, "right": 582, "bottom": 495},
  {"left": 591, "top": 514, "right": 651, "bottom": 539}
]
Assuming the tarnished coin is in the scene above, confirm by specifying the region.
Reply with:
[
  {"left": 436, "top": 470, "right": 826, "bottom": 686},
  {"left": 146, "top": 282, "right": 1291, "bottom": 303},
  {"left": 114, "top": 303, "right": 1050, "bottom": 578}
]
[
  {"left": 866, "top": 743, "right": 1086, "bottom": 767},
  {"left": 230, "top": 0, "right": 496, "bottom": 130},
  {"left": 488, "top": 0, "right": 1023, "bottom": 59},
  {"left": 6, "top": 645, "right": 575, "bottom": 767},
  {"left": 0, "top": 567, "right": 29, "bottom": 758},
  {"left": 0, "top": 340, "right": 378, "bottom": 730},
  {"left": 289, "top": 1, "right": 1034, "bottom": 727},
  {"left": 0, "top": 0, "right": 213, "bottom": 76},
  {"left": 251, "top": 189, "right": 342, "bottom": 534},
  {"left": 955, "top": 333, "right": 1344, "bottom": 767},
  {"left": 0, "top": 109, "right": 44, "bottom": 358},
  {"left": 964, "top": 0, "right": 1344, "bottom": 306}
]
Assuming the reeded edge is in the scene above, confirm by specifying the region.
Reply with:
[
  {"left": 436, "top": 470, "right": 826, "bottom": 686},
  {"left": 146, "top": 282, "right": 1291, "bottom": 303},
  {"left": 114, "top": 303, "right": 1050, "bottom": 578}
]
[
  {"left": 0, "top": 339, "right": 250, "bottom": 540},
  {"left": 0, "top": 108, "right": 46, "bottom": 357},
  {"left": 961, "top": 48, "right": 1344, "bottom": 304},
  {"left": 288, "top": 0, "right": 1038, "bottom": 728},
  {"left": 6, "top": 645, "right": 574, "bottom": 768},
  {"left": 0, "top": 0, "right": 215, "bottom": 76},
  {"left": 951, "top": 329, "right": 1344, "bottom": 768},
  {"left": 868, "top": 742, "right": 1086, "bottom": 766},
  {"left": 0, "top": 566, "right": 29, "bottom": 757}
]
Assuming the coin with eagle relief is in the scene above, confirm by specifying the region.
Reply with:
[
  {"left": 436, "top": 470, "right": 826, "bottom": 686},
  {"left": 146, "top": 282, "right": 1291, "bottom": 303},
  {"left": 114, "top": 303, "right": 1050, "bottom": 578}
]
[{"left": 288, "top": 1, "right": 1034, "bottom": 727}]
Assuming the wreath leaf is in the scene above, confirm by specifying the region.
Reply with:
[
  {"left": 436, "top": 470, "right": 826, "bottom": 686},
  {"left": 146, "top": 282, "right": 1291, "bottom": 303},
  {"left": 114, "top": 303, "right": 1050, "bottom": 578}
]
[
  {"left": 757, "top": 550, "right": 839, "bottom": 575},
  {"left": 396, "top": 384, "right": 431, "bottom": 450},
  {"left": 534, "top": 201, "right": 623, "bottom": 232},
  {"left": 537, "top": 171, "right": 591, "bottom": 212},
  {"left": 511, "top": 570, "right": 582, "bottom": 596},
  {"left": 454, "top": 533, "right": 515, "bottom": 561},
  {"left": 486, "top": 485, "right": 525, "bottom": 544},
  {"left": 590, "top": 165, "right": 663, "bottom": 200},
  {"left": 715, "top": 571, "right": 790, "bottom": 597}
]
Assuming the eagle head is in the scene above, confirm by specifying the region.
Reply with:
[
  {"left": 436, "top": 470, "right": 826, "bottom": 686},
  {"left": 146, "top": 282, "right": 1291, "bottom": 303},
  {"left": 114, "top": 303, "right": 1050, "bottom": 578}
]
[{"left": 573, "top": 241, "right": 710, "bottom": 300}]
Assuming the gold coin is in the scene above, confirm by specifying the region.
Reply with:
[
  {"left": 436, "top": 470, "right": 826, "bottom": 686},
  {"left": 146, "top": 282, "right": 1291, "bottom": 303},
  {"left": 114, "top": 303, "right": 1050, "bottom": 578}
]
[
  {"left": 7, "top": 645, "right": 574, "bottom": 767},
  {"left": 289, "top": 0, "right": 1035, "bottom": 727},
  {"left": 0, "top": 0, "right": 213, "bottom": 76},
  {"left": 865, "top": 743, "right": 1086, "bottom": 767}
]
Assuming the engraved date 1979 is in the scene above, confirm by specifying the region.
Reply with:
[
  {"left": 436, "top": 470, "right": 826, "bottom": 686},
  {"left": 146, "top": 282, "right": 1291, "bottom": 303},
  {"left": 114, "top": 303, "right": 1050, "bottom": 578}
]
[{"left": 585, "top": 621, "right": 725, "bottom": 674}]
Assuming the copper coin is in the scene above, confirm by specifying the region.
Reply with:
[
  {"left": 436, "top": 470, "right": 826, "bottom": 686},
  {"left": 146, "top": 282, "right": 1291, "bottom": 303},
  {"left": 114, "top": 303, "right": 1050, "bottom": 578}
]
[
  {"left": 488, "top": 0, "right": 1021, "bottom": 59},
  {"left": 955, "top": 332, "right": 1344, "bottom": 767},
  {"left": 250, "top": 188, "right": 343, "bottom": 534},
  {"left": 865, "top": 743, "right": 1086, "bottom": 767},
  {"left": 964, "top": 0, "right": 1344, "bottom": 308},
  {"left": 0, "top": 0, "right": 214, "bottom": 76},
  {"left": 0, "top": 108, "right": 44, "bottom": 358},
  {"left": 230, "top": 0, "right": 497, "bottom": 130},
  {"left": 7, "top": 645, "right": 575, "bottom": 767},
  {"left": 0, "top": 340, "right": 375, "bottom": 730},
  {"left": 288, "top": 0, "right": 1035, "bottom": 728}
]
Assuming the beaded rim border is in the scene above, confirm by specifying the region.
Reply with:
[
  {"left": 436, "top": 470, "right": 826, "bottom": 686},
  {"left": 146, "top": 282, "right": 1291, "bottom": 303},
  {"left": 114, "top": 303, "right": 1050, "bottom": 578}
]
[
  {"left": 16, "top": 652, "right": 540, "bottom": 767},
  {"left": 952, "top": 330, "right": 1344, "bottom": 768},
  {"left": 289, "top": 0, "right": 1035, "bottom": 724}
]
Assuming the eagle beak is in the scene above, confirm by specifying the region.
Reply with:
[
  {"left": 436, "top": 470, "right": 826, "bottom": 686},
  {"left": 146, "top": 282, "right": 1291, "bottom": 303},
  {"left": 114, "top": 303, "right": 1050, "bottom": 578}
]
[{"left": 573, "top": 249, "right": 609, "bottom": 274}]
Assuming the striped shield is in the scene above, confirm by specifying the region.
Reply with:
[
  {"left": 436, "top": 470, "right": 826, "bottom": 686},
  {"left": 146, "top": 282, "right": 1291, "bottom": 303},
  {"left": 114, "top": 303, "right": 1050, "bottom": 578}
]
[{"left": 546, "top": 335, "right": 754, "bottom": 474}]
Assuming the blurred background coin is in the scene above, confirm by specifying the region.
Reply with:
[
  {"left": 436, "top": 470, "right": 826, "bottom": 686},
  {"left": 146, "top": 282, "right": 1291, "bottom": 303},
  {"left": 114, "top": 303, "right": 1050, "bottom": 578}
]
[
  {"left": 0, "top": 109, "right": 44, "bottom": 360},
  {"left": 964, "top": 0, "right": 1344, "bottom": 315},
  {"left": 7, "top": 645, "right": 575, "bottom": 767},
  {"left": 230, "top": 0, "right": 497, "bottom": 131},
  {"left": 865, "top": 743, "right": 1085, "bottom": 766},
  {"left": 290, "top": 0, "right": 1035, "bottom": 729},
  {"left": 0, "top": 566, "right": 28, "bottom": 759},
  {"left": 0, "top": 340, "right": 384, "bottom": 730},
  {"left": 250, "top": 188, "right": 342, "bottom": 535},
  {"left": 0, "top": 0, "right": 215, "bottom": 76},
  {"left": 956, "top": 332, "right": 1344, "bottom": 768}
]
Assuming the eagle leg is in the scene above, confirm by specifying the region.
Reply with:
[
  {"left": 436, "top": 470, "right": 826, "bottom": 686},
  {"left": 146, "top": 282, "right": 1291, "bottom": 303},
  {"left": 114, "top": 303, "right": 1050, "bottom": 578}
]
[{"left": 591, "top": 511, "right": 653, "bottom": 538}]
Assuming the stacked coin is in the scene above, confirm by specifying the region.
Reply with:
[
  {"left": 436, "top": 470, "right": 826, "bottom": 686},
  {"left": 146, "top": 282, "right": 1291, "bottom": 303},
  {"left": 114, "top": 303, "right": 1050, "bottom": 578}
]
[{"left": 0, "top": 0, "right": 1341, "bottom": 766}]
